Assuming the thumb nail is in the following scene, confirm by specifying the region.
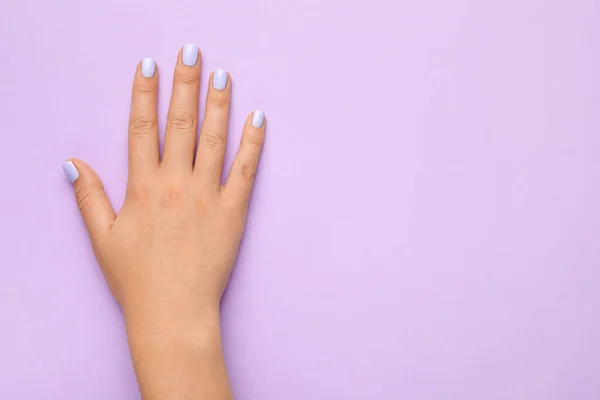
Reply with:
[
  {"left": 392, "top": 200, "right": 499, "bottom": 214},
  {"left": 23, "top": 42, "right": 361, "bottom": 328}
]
[{"left": 62, "top": 161, "right": 79, "bottom": 184}]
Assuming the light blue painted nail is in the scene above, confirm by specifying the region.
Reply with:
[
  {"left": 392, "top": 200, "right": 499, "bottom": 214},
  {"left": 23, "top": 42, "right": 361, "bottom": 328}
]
[
  {"left": 141, "top": 57, "right": 156, "bottom": 78},
  {"left": 62, "top": 161, "right": 79, "bottom": 184},
  {"left": 182, "top": 44, "right": 199, "bottom": 66},
  {"left": 213, "top": 69, "right": 228, "bottom": 90},
  {"left": 252, "top": 110, "right": 265, "bottom": 128}
]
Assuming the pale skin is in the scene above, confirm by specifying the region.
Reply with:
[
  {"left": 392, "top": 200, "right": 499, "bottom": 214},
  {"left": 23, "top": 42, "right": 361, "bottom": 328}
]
[{"left": 63, "top": 46, "right": 265, "bottom": 399}]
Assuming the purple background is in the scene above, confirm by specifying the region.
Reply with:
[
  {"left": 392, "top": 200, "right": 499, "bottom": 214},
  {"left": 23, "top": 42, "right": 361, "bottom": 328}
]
[{"left": 1, "top": 0, "right": 599, "bottom": 398}]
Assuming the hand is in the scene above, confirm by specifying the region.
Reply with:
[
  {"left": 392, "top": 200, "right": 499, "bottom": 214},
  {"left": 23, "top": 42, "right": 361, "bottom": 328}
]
[{"left": 62, "top": 44, "right": 266, "bottom": 399}]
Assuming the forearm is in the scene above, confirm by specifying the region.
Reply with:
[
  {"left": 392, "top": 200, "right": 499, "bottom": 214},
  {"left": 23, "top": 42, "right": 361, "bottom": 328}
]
[{"left": 124, "top": 305, "right": 233, "bottom": 400}]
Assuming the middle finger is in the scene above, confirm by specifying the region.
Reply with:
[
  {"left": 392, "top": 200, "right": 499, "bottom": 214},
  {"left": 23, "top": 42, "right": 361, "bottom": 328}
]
[{"left": 162, "top": 44, "right": 202, "bottom": 172}]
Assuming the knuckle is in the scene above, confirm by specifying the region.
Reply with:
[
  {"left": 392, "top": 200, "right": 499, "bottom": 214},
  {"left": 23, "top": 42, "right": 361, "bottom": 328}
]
[
  {"left": 201, "top": 134, "right": 223, "bottom": 151},
  {"left": 75, "top": 185, "right": 94, "bottom": 213},
  {"left": 168, "top": 114, "right": 196, "bottom": 133},
  {"left": 208, "top": 93, "right": 230, "bottom": 109},
  {"left": 129, "top": 116, "right": 157, "bottom": 138},
  {"left": 239, "top": 161, "right": 258, "bottom": 181},
  {"left": 127, "top": 183, "right": 151, "bottom": 203},
  {"left": 164, "top": 184, "right": 183, "bottom": 204},
  {"left": 134, "top": 80, "right": 157, "bottom": 95},
  {"left": 176, "top": 74, "right": 200, "bottom": 87},
  {"left": 244, "top": 131, "right": 265, "bottom": 147},
  {"left": 220, "top": 196, "right": 247, "bottom": 216},
  {"left": 193, "top": 195, "right": 209, "bottom": 213}
]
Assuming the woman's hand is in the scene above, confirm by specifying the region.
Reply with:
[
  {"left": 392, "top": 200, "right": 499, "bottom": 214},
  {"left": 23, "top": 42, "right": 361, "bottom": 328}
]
[{"left": 62, "top": 44, "right": 265, "bottom": 399}]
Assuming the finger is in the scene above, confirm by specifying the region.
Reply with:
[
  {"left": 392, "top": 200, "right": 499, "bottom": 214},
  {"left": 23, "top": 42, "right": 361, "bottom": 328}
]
[
  {"left": 162, "top": 44, "right": 202, "bottom": 172},
  {"left": 194, "top": 69, "right": 231, "bottom": 191},
  {"left": 223, "top": 111, "right": 266, "bottom": 204},
  {"left": 62, "top": 159, "right": 116, "bottom": 244},
  {"left": 128, "top": 57, "right": 159, "bottom": 181}
]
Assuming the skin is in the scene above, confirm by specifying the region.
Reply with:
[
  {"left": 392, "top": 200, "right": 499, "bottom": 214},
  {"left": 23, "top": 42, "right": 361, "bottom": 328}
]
[{"left": 65, "top": 47, "right": 265, "bottom": 399}]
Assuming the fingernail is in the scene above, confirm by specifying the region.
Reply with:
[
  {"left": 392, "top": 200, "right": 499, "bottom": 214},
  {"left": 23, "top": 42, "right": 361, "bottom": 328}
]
[
  {"left": 141, "top": 57, "right": 156, "bottom": 78},
  {"left": 182, "top": 44, "right": 199, "bottom": 66},
  {"left": 252, "top": 110, "right": 265, "bottom": 128},
  {"left": 213, "top": 69, "right": 228, "bottom": 90},
  {"left": 62, "top": 161, "right": 79, "bottom": 184}
]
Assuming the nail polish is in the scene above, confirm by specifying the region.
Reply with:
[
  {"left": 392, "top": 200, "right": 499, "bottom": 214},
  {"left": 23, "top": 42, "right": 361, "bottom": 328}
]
[
  {"left": 62, "top": 161, "right": 79, "bottom": 184},
  {"left": 182, "top": 44, "right": 199, "bottom": 67},
  {"left": 252, "top": 110, "right": 265, "bottom": 128},
  {"left": 141, "top": 58, "right": 156, "bottom": 78},
  {"left": 213, "top": 69, "right": 228, "bottom": 90}
]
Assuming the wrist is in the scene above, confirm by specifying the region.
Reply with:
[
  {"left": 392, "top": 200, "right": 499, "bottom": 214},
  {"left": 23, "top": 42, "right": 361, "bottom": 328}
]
[
  {"left": 124, "top": 303, "right": 224, "bottom": 370},
  {"left": 123, "top": 303, "right": 230, "bottom": 399},
  {"left": 123, "top": 299, "right": 221, "bottom": 336}
]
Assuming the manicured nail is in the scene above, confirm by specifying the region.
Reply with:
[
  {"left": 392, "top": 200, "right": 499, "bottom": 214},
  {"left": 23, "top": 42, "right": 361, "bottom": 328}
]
[
  {"left": 62, "top": 161, "right": 79, "bottom": 184},
  {"left": 213, "top": 69, "right": 228, "bottom": 90},
  {"left": 252, "top": 110, "right": 265, "bottom": 128},
  {"left": 182, "top": 44, "right": 199, "bottom": 66},
  {"left": 141, "top": 57, "right": 156, "bottom": 78}
]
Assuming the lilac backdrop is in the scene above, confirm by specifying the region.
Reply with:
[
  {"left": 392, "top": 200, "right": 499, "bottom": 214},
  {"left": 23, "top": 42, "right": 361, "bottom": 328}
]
[{"left": 1, "top": 0, "right": 599, "bottom": 398}]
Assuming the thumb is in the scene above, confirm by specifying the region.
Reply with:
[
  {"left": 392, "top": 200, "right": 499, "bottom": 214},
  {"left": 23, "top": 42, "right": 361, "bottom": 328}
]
[{"left": 62, "top": 158, "right": 116, "bottom": 241}]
